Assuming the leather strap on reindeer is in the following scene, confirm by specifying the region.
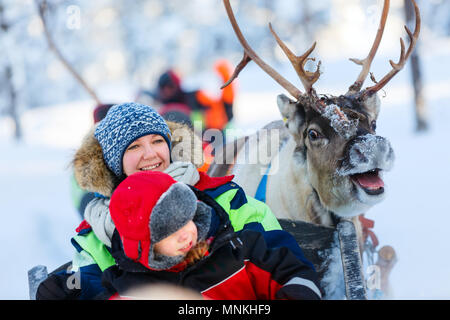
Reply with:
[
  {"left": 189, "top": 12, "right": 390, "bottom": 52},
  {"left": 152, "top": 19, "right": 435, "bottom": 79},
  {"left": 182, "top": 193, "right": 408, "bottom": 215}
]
[
  {"left": 359, "top": 215, "right": 379, "bottom": 248},
  {"left": 254, "top": 163, "right": 271, "bottom": 203}
]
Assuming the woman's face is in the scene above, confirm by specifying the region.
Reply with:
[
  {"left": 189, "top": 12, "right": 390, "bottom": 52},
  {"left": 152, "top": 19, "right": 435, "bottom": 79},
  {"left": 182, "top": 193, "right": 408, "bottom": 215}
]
[
  {"left": 153, "top": 221, "right": 198, "bottom": 257},
  {"left": 122, "top": 134, "right": 170, "bottom": 176}
]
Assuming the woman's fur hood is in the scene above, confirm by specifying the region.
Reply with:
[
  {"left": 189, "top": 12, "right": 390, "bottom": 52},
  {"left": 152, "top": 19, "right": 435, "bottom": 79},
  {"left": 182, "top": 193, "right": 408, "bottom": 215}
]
[{"left": 72, "top": 121, "right": 204, "bottom": 197}]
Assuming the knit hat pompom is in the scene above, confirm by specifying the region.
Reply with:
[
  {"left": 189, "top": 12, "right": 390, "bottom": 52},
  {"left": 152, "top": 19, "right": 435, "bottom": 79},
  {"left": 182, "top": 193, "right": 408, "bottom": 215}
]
[
  {"left": 109, "top": 171, "right": 211, "bottom": 271},
  {"left": 94, "top": 102, "right": 172, "bottom": 177}
]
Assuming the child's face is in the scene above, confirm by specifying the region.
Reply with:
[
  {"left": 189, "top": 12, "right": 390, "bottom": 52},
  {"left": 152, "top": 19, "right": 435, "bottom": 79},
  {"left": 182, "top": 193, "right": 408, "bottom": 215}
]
[
  {"left": 122, "top": 134, "right": 170, "bottom": 176},
  {"left": 154, "top": 221, "right": 198, "bottom": 257}
]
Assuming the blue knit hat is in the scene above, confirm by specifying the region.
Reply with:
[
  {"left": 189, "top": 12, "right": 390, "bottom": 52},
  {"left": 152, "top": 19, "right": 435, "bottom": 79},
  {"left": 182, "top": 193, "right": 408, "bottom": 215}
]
[{"left": 94, "top": 102, "right": 172, "bottom": 177}]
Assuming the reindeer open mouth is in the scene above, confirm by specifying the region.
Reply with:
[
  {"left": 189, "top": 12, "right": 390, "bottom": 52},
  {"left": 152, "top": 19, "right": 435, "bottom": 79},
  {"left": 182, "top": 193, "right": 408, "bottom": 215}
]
[
  {"left": 350, "top": 169, "right": 385, "bottom": 196},
  {"left": 339, "top": 134, "right": 394, "bottom": 198}
]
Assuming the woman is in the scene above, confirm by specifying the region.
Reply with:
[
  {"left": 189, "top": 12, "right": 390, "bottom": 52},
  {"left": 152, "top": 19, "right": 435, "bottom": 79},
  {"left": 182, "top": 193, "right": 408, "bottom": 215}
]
[{"left": 36, "top": 102, "right": 316, "bottom": 299}]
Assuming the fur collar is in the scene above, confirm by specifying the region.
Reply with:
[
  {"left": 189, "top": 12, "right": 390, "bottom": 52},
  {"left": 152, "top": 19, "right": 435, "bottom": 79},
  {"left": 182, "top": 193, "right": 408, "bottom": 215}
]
[{"left": 72, "top": 121, "right": 204, "bottom": 197}]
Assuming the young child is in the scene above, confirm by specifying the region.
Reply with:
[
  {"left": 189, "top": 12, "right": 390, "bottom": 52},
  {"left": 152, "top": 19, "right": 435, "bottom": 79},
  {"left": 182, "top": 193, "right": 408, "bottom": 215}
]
[{"left": 103, "top": 170, "right": 322, "bottom": 300}]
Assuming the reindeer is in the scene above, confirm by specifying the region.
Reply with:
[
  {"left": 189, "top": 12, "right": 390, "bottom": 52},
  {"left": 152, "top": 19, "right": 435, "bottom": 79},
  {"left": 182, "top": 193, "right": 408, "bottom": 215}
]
[{"left": 209, "top": 0, "right": 420, "bottom": 295}]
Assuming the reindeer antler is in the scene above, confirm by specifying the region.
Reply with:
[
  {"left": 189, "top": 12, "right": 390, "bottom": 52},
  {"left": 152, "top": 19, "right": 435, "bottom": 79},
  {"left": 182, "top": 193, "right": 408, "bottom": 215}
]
[
  {"left": 222, "top": 0, "right": 303, "bottom": 99},
  {"left": 347, "top": 0, "right": 421, "bottom": 98},
  {"left": 36, "top": 0, "right": 101, "bottom": 105},
  {"left": 347, "top": 0, "right": 390, "bottom": 94},
  {"left": 220, "top": 52, "right": 251, "bottom": 89},
  {"left": 363, "top": 0, "right": 420, "bottom": 97},
  {"left": 223, "top": 0, "right": 350, "bottom": 119},
  {"left": 269, "top": 23, "right": 321, "bottom": 94}
]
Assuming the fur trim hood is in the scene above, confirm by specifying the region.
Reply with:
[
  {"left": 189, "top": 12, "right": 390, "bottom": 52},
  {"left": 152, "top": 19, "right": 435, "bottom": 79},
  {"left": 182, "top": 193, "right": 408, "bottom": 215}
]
[{"left": 72, "top": 121, "right": 204, "bottom": 197}]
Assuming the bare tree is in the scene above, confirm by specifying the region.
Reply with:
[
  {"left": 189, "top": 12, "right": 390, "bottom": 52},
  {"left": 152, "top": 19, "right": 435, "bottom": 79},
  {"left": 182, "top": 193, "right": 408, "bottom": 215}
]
[
  {"left": 299, "top": 0, "right": 313, "bottom": 43},
  {"left": 4, "top": 65, "right": 22, "bottom": 141},
  {"left": 404, "top": 0, "right": 428, "bottom": 132},
  {"left": 0, "top": 2, "right": 22, "bottom": 141},
  {"left": 35, "top": 0, "right": 101, "bottom": 105}
]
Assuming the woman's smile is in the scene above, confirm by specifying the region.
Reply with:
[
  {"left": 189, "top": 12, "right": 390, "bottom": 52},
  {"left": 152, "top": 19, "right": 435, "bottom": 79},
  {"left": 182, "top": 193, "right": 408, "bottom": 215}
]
[
  {"left": 140, "top": 162, "right": 162, "bottom": 171},
  {"left": 122, "top": 134, "right": 170, "bottom": 176}
]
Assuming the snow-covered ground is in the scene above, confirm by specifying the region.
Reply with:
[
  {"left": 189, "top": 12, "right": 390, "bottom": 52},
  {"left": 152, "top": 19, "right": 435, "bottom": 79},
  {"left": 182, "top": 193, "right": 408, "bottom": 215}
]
[{"left": 1, "top": 45, "right": 449, "bottom": 299}]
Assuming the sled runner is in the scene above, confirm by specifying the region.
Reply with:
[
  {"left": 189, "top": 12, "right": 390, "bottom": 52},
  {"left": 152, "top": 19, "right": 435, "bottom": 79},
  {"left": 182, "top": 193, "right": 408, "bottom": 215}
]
[
  {"left": 28, "top": 262, "right": 71, "bottom": 300},
  {"left": 278, "top": 218, "right": 367, "bottom": 300}
]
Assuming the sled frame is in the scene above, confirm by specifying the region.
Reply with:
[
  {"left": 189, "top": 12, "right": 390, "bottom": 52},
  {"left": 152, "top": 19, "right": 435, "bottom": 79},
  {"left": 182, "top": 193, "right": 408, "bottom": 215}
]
[{"left": 278, "top": 218, "right": 367, "bottom": 300}]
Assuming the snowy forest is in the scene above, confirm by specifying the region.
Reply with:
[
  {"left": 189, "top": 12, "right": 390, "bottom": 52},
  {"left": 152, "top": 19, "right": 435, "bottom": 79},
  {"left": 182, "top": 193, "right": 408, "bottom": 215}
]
[{"left": 1, "top": 0, "right": 450, "bottom": 300}]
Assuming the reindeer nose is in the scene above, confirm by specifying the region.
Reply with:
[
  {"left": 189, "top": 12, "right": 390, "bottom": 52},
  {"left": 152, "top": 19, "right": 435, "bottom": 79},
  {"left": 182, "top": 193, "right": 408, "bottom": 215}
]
[
  {"left": 352, "top": 145, "right": 369, "bottom": 164},
  {"left": 349, "top": 134, "right": 395, "bottom": 171}
]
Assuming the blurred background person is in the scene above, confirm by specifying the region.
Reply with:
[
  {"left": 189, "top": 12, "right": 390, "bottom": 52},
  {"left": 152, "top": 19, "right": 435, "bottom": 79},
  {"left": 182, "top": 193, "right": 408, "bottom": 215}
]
[{"left": 136, "top": 59, "right": 236, "bottom": 135}]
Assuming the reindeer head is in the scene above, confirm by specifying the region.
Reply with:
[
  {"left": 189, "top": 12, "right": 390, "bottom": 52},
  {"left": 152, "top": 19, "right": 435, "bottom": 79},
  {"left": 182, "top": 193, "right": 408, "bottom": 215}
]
[{"left": 223, "top": 0, "right": 420, "bottom": 217}]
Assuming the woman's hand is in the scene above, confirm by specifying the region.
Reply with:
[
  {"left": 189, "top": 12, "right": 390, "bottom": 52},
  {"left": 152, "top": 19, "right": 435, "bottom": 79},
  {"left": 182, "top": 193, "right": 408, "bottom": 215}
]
[{"left": 164, "top": 161, "right": 200, "bottom": 186}]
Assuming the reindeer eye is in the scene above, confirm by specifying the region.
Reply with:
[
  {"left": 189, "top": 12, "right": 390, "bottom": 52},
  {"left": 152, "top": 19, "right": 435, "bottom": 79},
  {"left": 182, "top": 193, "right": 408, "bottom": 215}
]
[
  {"left": 371, "top": 120, "right": 377, "bottom": 131},
  {"left": 308, "top": 129, "right": 321, "bottom": 141}
]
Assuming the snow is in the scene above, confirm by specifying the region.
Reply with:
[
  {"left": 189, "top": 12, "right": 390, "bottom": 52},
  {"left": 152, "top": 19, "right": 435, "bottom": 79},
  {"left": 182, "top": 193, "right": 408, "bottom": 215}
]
[
  {"left": 322, "top": 104, "right": 359, "bottom": 139},
  {"left": 336, "top": 133, "right": 395, "bottom": 177},
  {"left": 0, "top": 139, "right": 81, "bottom": 299},
  {"left": 1, "top": 1, "right": 450, "bottom": 300},
  {"left": 319, "top": 233, "right": 346, "bottom": 300},
  {"left": 364, "top": 100, "right": 450, "bottom": 299}
]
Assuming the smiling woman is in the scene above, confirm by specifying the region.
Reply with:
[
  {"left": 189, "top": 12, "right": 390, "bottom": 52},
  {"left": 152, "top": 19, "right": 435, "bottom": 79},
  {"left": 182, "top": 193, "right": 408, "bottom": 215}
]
[
  {"left": 94, "top": 102, "right": 173, "bottom": 180},
  {"left": 122, "top": 134, "right": 171, "bottom": 176}
]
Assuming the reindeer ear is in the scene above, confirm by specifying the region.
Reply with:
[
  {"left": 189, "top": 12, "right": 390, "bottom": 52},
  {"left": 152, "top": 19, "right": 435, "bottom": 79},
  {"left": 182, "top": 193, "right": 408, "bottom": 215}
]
[
  {"left": 277, "top": 94, "right": 306, "bottom": 144},
  {"left": 277, "top": 94, "right": 297, "bottom": 121},
  {"left": 361, "top": 92, "right": 381, "bottom": 121}
]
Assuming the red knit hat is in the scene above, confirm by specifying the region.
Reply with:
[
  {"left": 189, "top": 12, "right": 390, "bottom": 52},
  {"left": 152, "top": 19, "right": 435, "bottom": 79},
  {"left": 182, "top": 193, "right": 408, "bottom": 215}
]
[{"left": 109, "top": 171, "right": 211, "bottom": 270}]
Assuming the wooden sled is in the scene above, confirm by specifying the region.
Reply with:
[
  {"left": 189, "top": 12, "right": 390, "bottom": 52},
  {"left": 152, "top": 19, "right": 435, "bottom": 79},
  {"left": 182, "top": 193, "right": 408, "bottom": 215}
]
[{"left": 278, "top": 218, "right": 367, "bottom": 300}]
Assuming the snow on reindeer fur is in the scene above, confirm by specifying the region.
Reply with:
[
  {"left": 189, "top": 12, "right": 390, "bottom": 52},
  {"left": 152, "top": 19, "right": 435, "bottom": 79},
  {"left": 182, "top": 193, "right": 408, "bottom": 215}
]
[
  {"left": 322, "top": 104, "right": 359, "bottom": 140},
  {"left": 335, "top": 133, "right": 395, "bottom": 177}
]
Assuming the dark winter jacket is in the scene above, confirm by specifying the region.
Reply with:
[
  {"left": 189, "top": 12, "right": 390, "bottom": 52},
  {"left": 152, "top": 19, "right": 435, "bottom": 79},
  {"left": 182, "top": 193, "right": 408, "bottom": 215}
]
[{"left": 101, "top": 188, "right": 322, "bottom": 300}]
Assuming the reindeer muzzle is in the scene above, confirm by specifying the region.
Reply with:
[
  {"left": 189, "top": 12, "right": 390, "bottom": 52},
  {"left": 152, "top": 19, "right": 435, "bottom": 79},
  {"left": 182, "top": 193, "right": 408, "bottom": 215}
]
[{"left": 338, "top": 134, "right": 395, "bottom": 195}]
